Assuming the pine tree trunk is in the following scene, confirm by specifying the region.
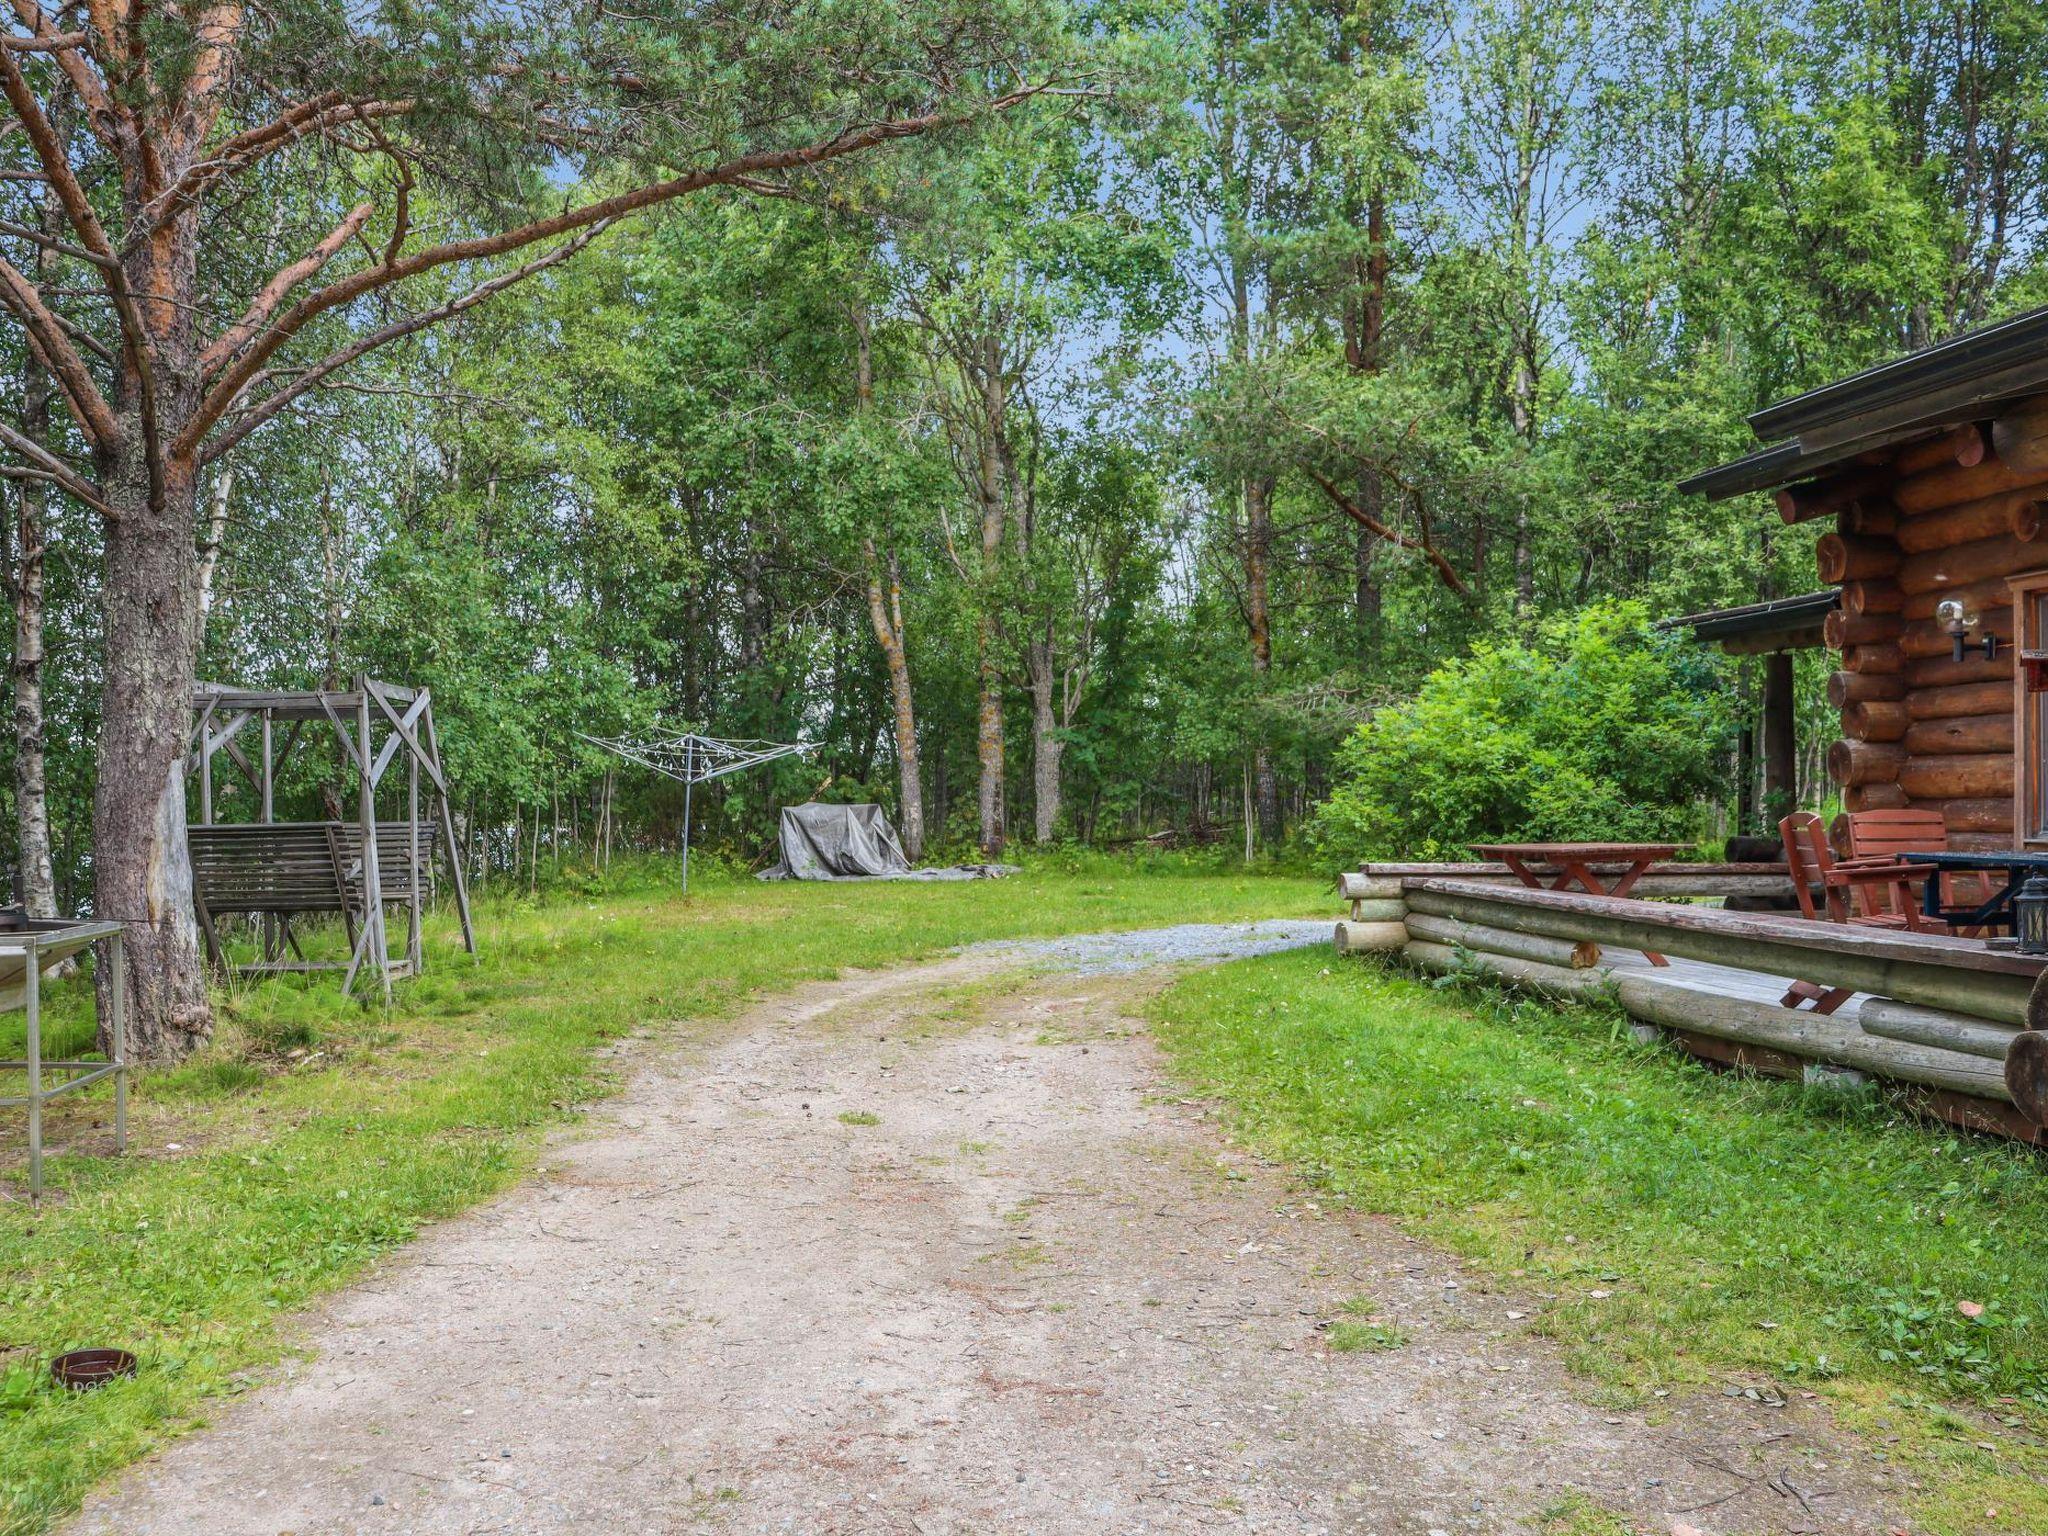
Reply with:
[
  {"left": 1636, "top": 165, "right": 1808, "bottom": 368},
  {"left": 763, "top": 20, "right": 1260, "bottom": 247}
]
[
  {"left": 95, "top": 436, "right": 212, "bottom": 1060},
  {"left": 863, "top": 542, "right": 925, "bottom": 861}
]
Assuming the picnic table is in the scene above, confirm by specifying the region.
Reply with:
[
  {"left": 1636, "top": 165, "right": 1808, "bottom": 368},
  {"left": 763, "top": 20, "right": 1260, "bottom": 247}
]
[
  {"left": 1468, "top": 842, "right": 1689, "bottom": 965},
  {"left": 1907, "top": 849, "right": 2048, "bottom": 932}
]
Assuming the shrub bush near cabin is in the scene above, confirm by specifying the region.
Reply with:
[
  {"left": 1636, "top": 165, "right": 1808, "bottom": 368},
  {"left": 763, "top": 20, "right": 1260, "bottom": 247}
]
[{"left": 1311, "top": 602, "right": 1731, "bottom": 864}]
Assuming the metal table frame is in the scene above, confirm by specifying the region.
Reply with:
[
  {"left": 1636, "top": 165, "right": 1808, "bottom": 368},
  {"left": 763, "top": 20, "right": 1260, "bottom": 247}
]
[
  {"left": 1, "top": 921, "right": 126, "bottom": 1201},
  {"left": 1907, "top": 849, "right": 2048, "bottom": 932}
]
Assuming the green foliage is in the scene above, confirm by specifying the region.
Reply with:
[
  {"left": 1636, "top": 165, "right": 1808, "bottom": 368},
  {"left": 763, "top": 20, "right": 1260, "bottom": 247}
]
[{"left": 1309, "top": 602, "right": 1731, "bottom": 862}]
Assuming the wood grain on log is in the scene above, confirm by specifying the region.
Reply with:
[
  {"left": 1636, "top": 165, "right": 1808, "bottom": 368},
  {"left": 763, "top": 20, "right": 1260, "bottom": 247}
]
[
  {"left": 1844, "top": 579, "right": 1903, "bottom": 615},
  {"left": 1349, "top": 898, "right": 1407, "bottom": 922},
  {"left": 1897, "top": 533, "right": 2048, "bottom": 595},
  {"left": 1991, "top": 395, "right": 2048, "bottom": 475},
  {"left": 1839, "top": 500, "right": 1898, "bottom": 537},
  {"left": 1902, "top": 574, "right": 2017, "bottom": 621},
  {"left": 1918, "top": 796, "right": 2012, "bottom": 833},
  {"left": 1905, "top": 650, "right": 2013, "bottom": 689},
  {"left": 1896, "top": 753, "right": 2013, "bottom": 799},
  {"left": 1893, "top": 453, "right": 2048, "bottom": 516},
  {"left": 1844, "top": 783, "right": 1911, "bottom": 812},
  {"left": 1902, "top": 713, "right": 2014, "bottom": 755},
  {"left": 1338, "top": 873, "right": 1404, "bottom": 901},
  {"left": 1896, "top": 607, "right": 2014, "bottom": 660},
  {"left": 1859, "top": 996, "right": 2022, "bottom": 1061},
  {"left": 2006, "top": 1030, "right": 2048, "bottom": 1125},
  {"left": 1895, "top": 491, "right": 2043, "bottom": 554},
  {"left": 1823, "top": 610, "right": 1900, "bottom": 649},
  {"left": 1828, "top": 670, "right": 1906, "bottom": 708},
  {"left": 1843, "top": 642, "right": 1905, "bottom": 675},
  {"left": 1403, "top": 912, "right": 1600, "bottom": 969},
  {"left": 1829, "top": 738, "right": 1904, "bottom": 785},
  {"left": 1842, "top": 698, "right": 1908, "bottom": 742},
  {"left": 1816, "top": 532, "right": 1900, "bottom": 584},
  {"left": 1404, "top": 879, "right": 2039, "bottom": 1022},
  {"left": 1777, "top": 466, "right": 1892, "bottom": 524},
  {"left": 1333, "top": 919, "right": 1407, "bottom": 955},
  {"left": 1905, "top": 680, "right": 2013, "bottom": 720},
  {"left": 1893, "top": 423, "right": 1988, "bottom": 476}
]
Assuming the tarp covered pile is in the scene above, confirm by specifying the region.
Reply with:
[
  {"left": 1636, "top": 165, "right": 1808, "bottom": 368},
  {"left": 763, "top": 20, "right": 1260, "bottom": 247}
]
[{"left": 757, "top": 803, "right": 1014, "bottom": 881}]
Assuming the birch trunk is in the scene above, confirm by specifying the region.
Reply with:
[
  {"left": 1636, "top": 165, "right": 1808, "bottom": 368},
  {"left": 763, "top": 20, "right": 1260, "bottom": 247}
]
[
  {"left": 1245, "top": 474, "right": 1281, "bottom": 847},
  {"left": 12, "top": 179, "right": 59, "bottom": 919},
  {"left": 1026, "top": 627, "right": 1061, "bottom": 843}
]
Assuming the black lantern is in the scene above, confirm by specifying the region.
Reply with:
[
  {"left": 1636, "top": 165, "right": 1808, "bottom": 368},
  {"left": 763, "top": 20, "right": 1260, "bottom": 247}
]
[{"left": 2015, "top": 876, "right": 2048, "bottom": 955}]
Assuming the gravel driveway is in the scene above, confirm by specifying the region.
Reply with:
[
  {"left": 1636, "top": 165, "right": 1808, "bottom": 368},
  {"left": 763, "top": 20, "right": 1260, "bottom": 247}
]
[{"left": 63, "top": 929, "right": 1909, "bottom": 1535}]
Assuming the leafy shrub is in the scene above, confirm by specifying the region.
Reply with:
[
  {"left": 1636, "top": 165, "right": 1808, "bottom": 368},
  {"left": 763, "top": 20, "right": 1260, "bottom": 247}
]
[{"left": 1310, "top": 601, "right": 1731, "bottom": 864}]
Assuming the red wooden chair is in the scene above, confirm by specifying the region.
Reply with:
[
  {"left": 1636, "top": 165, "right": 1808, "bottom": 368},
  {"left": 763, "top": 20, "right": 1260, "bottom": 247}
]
[
  {"left": 1843, "top": 807, "right": 1993, "bottom": 932},
  {"left": 1778, "top": 811, "right": 1943, "bottom": 1014}
]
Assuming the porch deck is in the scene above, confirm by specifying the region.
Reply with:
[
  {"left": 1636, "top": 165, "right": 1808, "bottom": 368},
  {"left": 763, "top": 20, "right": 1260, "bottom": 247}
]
[{"left": 1337, "top": 872, "right": 2047, "bottom": 1145}]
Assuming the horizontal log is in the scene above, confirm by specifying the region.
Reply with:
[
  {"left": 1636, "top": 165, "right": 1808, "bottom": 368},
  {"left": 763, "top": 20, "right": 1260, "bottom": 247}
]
[
  {"left": 1359, "top": 861, "right": 1800, "bottom": 898},
  {"left": 1896, "top": 489, "right": 2045, "bottom": 554},
  {"left": 1896, "top": 753, "right": 2012, "bottom": 799},
  {"left": 1893, "top": 453, "right": 2048, "bottom": 516},
  {"left": 1843, "top": 641, "right": 1904, "bottom": 675},
  {"left": 1838, "top": 500, "right": 1898, "bottom": 538},
  {"left": 1905, "top": 679, "right": 2013, "bottom": 720},
  {"left": 1349, "top": 898, "right": 1407, "bottom": 922},
  {"left": 1898, "top": 533, "right": 2048, "bottom": 595},
  {"left": 1858, "top": 995, "right": 2022, "bottom": 1062},
  {"left": 1902, "top": 712, "right": 2013, "bottom": 755},
  {"left": 1816, "top": 532, "right": 1900, "bottom": 584},
  {"left": 1334, "top": 919, "right": 1407, "bottom": 955},
  {"left": 1843, "top": 578, "right": 1903, "bottom": 616},
  {"left": 1404, "top": 880, "right": 2040, "bottom": 1023},
  {"left": 1397, "top": 940, "right": 2014, "bottom": 1102},
  {"left": 1904, "top": 496, "right": 2044, "bottom": 560},
  {"left": 1404, "top": 912, "right": 1600, "bottom": 969},
  {"left": 1906, "top": 650, "right": 2013, "bottom": 689},
  {"left": 1777, "top": 465, "right": 1893, "bottom": 524},
  {"left": 1991, "top": 395, "right": 2048, "bottom": 475},
  {"left": 1902, "top": 574, "right": 2015, "bottom": 622},
  {"left": 1842, "top": 698, "right": 1908, "bottom": 742},
  {"left": 1828, "top": 670, "right": 1906, "bottom": 708},
  {"left": 1828, "top": 738, "right": 1904, "bottom": 786},
  {"left": 1844, "top": 782, "right": 1911, "bottom": 812},
  {"left": 1893, "top": 423, "right": 1988, "bottom": 476},
  {"left": 1823, "top": 610, "right": 1900, "bottom": 649},
  {"left": 1915, "top": 796, "right": 2013, "bottom": 834},
  {"left": 1338, "top": 873, "right": 1405, "bottom": 901},
  {"left": 1897, "top": 607, "right": 2014, "bottom": 659},
  {"left": 1950, "top": 832, "right": 2016, "bottom": 854},
  {"left": 2009, "top": 1032, "right": 2048, "bottom": 1125}
]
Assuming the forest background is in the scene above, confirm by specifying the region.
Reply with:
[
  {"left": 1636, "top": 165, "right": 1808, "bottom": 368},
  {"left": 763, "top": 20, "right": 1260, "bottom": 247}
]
[{"left": 7, "top": 0, "right": 2046, "bottom": 911}]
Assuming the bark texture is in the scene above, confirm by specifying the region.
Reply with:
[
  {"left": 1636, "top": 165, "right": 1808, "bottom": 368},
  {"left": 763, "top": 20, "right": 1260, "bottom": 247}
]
[{"left": 863, "top": 541, "right": 925, "bottom": 862}]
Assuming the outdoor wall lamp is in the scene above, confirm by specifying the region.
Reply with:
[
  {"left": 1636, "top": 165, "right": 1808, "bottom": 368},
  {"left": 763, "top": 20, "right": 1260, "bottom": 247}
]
[
  {"left": 1935, "top": 597, "right": 1999, "bottom": 663},
  {"left": 2016, "top": 876, "right": 2048, "bottom": 956}
]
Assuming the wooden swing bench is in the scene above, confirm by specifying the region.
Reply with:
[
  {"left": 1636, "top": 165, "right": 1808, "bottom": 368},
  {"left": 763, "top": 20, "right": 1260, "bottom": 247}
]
[{"left": 188, "top": 820, "right": 439, "bottom": 981}]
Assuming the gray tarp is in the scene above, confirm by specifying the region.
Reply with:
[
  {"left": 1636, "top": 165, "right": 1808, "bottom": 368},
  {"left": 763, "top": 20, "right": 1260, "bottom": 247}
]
[{"left": 756, "top": 803, "right": 1015, "bottom": 881}]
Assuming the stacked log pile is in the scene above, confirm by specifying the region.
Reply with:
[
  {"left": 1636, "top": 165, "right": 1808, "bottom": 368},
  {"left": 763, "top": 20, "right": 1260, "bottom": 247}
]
[
  {"left": 1782, "top": 404, "right": 2048, "bottom": 844},
  {"left": 1331, "top": 872, "right": 2047, "bottom": 1142}
]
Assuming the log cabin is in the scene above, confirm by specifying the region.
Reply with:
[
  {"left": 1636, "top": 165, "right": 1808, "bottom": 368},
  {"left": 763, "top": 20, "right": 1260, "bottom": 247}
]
[{"left": 1681, "top": 305, "right": 2048, "bottom": 853}]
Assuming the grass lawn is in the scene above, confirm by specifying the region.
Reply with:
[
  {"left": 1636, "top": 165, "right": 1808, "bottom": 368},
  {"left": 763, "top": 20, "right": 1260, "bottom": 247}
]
[
  {"left": 1150, "top": 948, "right": 2048, "bottom": 1536},
  {"left": 0, "top": 858, "right": 1320, "bottom": 1536}
]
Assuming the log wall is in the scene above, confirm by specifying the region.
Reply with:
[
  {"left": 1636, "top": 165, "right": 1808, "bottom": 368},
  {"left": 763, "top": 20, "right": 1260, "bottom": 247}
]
[{"left": 1805, "top": 399, "right": 2048, "bottom": 846}]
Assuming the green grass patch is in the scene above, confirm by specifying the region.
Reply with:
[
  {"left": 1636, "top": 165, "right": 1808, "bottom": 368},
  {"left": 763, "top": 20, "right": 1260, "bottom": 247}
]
[
  {"left": 1149, "top": 948, "right": 2048, "bottom": 1535},
  {"left": 836, "top": 1109, "right": 880, "bottom": 1126},
  {"left": 0, "top": 863, "right": 1317, "bottom": 1535}
]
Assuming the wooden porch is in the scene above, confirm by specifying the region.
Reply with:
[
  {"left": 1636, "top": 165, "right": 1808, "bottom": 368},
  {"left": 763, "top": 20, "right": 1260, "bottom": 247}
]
[{"left": 1335, "top": 870, "right": 2048, "bottom": 1145}]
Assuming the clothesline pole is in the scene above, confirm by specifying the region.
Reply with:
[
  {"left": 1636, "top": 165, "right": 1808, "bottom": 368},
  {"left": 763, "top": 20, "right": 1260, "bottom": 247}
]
[{"left": 681, "top": 740, "right": 696, "bottom": 895}]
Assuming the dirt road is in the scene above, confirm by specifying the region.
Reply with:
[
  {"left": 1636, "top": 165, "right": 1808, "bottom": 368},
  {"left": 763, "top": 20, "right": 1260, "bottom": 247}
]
[{"left": 66, "top": 932, "right": 1910, "bottom": 1535}]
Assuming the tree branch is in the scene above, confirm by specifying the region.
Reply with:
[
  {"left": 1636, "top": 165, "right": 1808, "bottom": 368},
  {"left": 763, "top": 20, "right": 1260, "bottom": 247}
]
[
  {"left": 1302, "top": 466, "right": 1469, "bottom": 595},
  {"left": 0, "top": 417, "right": 109, "bottom": 513},
  {"left": 142, "top": 94, "right": 414, "bottom": 233},
  {"left": 199, "top": 200, "right": 372, "bottom": 378},
  {"left": 179, "top": 81, "right": 1062, "bottom": 458},
  {"left": 201, "top": 220, "right": 611, "bottom": 464},
  {"left": 0, "top": 250, "right": 118, "bottom": 443}
]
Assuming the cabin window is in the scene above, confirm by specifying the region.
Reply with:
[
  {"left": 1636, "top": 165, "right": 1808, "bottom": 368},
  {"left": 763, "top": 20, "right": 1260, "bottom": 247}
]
[{"left": 2015, "top": 572, "right": 2048, "bottom": 846}]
